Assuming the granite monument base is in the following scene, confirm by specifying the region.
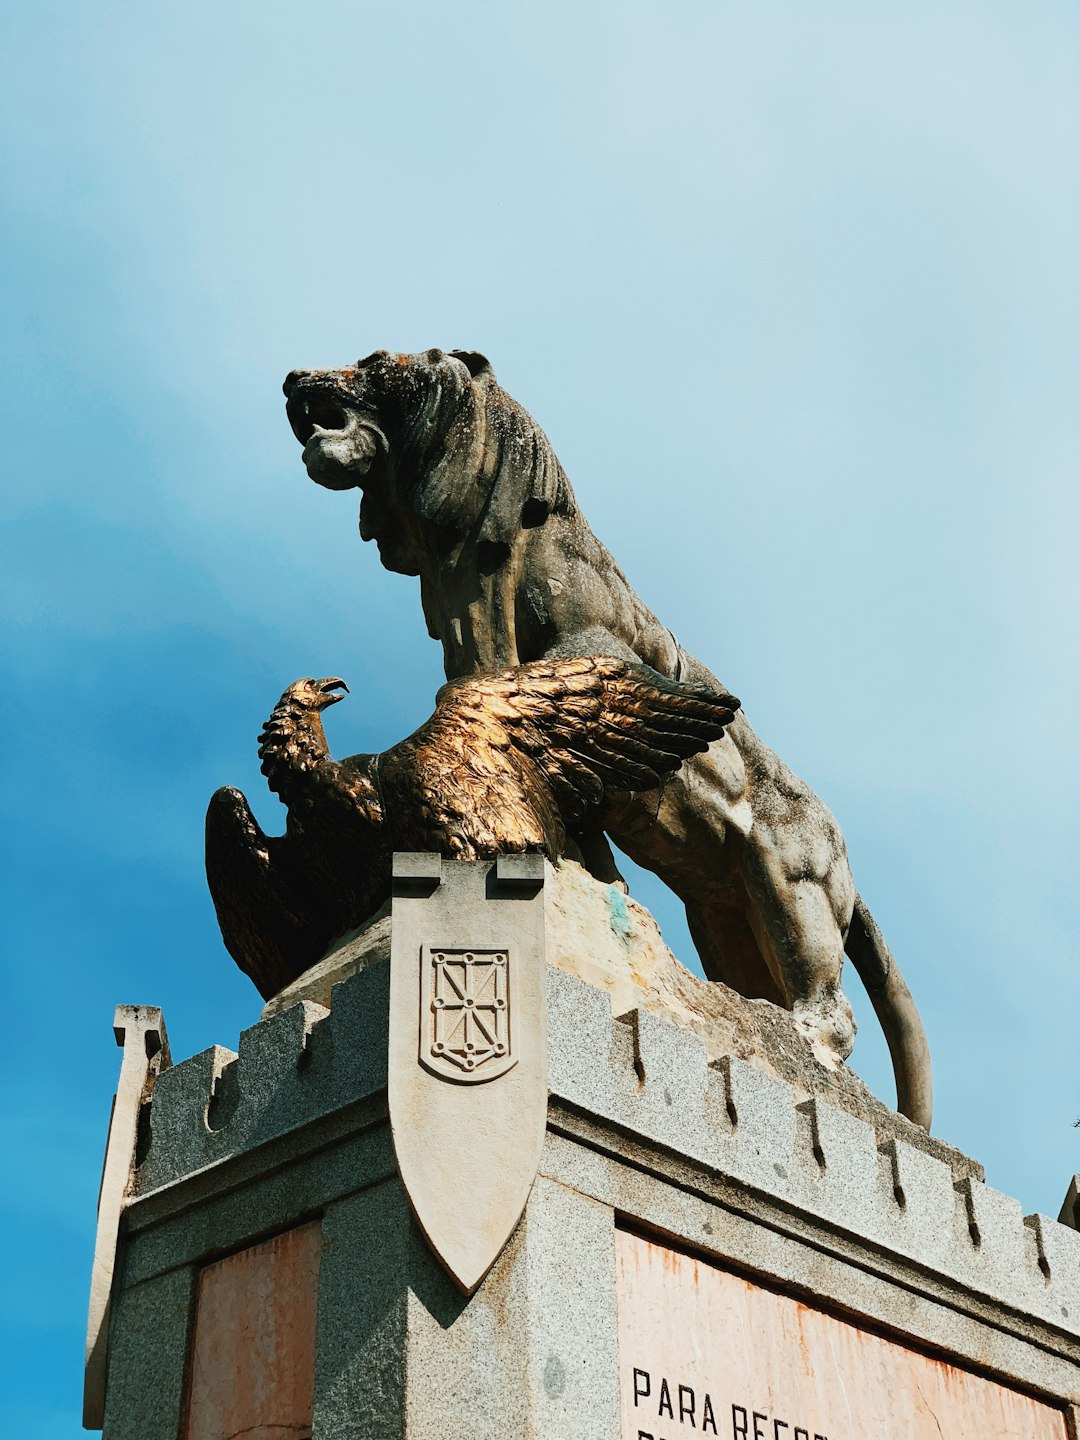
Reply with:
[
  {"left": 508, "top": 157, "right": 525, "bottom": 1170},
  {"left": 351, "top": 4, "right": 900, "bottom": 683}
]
[{"left": 91, "top": 860, "right": 1080, "bottom": 1438}]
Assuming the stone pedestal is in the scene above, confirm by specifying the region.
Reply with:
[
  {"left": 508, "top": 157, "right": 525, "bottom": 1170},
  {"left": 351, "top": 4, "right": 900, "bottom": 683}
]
[{"left": 91, "top": 860, "right": 1080, "bottom": 1438}]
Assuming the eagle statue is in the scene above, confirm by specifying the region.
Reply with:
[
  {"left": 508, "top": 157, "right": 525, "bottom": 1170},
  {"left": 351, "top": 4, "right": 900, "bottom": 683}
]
[{"left": 206, "top": 656, "right": 739, "bottom": 999}]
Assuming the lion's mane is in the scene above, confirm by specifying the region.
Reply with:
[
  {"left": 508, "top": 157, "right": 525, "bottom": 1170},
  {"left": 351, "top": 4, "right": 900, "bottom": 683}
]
[{"left": 360, "top": 349, "right": 577, "bottom": 556}]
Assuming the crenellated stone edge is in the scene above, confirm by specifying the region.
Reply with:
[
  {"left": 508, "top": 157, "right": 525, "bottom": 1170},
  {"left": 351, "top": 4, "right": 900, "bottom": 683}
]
[
  {"left": 136, "top": 960, "right": 390, "bottom": 1193},
  {"left": 546, "top": 968, "right": 1080, "bottom": 1339},
  {"left": 132, "top": 958, "right": 1080, "bottom": 1341}
]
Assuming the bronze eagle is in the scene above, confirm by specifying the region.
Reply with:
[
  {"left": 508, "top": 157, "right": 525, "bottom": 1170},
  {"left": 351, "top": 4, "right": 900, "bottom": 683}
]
[{"left": 206, "top": 656, "right": 739, "bottom": 999}]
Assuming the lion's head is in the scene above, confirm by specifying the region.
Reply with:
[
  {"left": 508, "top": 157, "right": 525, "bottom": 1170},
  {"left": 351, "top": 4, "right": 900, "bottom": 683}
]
[{"left": 283, "top": 348, "right": 573, "bottom": 576}]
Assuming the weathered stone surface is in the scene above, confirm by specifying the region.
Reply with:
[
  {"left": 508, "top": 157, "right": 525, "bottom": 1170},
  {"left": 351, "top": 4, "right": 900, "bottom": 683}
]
[
  {"left": 84, "top": 1006, "right": 170, "bottom": 1431},
  {"left": 184, "top": 1222, "right": 320, "bottom": 1440},
  {"left": 311, "top": 1175, "right": 619, "bottom": 1440},
  {"left": 616, "top": 1229, "right": 1071, "bottom": 1438},
  {"left": 139, "top": 962, "right": 390, "bottom": 1192},
  {"left": 98, "top": 859, "right": 1080, "bottom": 1436},
  {"left": 266, "top": 858, "right": 975, "bottom": 1178},
  {"left": 102, "top": 1265, "right": 195, "bottom": 1440},
  {"left": 133, "top": 933, "right": 1080, "bottom": 1342}
]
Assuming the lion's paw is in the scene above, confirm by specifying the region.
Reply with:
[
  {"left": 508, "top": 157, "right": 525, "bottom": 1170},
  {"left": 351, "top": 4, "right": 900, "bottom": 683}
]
[{"left": 793, "top": 989, "right": 857, "bottom": 1070}]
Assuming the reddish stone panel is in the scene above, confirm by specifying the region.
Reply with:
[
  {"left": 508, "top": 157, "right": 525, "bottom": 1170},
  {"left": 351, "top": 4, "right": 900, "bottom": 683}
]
[
  {"left": 616, "top": 1229, "right": 1069, "bottom": 1439},
  {"left": 183, "top": 1220, "right": 321, "bottom": 1440}
]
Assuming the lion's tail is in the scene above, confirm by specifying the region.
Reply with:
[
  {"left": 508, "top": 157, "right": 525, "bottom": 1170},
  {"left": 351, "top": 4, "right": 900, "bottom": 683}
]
[{"left": 845, "top": 894, "right": 933, "bottom": 1130}]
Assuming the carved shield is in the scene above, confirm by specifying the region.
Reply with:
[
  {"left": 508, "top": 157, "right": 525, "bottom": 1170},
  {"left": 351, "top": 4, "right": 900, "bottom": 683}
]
[
  {"left": 421, "top": 946, "right": 516, "bottom": 1082},
  {"left": 388, "top": 854, "right": 547, "bottom": 1294}
]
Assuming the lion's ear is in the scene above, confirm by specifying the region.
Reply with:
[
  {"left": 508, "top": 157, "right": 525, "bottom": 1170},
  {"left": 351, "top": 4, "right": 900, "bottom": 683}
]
[{"left": 450, "top": 350, "right": 494, "bottom": 380}]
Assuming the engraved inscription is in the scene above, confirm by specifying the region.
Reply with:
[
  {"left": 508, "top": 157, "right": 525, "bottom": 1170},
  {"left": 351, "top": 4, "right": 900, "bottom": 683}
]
[
  {"left": 630, "top": 1366, "right": 825, "bottom": 1440},
  {"left": 419, "top": 947, "right": 516, "bottom": 1083},
  {"left": 616, "top": 1230, "right": 1069, "bottom": 1440}
]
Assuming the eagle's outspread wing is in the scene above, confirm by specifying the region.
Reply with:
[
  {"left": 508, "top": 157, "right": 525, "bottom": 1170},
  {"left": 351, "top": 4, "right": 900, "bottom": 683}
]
[
  {"left": 205, "top": 785, "right": 315, "bottom": 999},
  {"left": 379, "top": 656, "right": 739, "bottom": 857},
  {"left": 207, "top": 661, "right": 736, "bottom": 994}
]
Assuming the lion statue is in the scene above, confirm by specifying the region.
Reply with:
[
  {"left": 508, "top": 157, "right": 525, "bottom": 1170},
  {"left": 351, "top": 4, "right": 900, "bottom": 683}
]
[{"left": 282, "top": 348, "right": 932, "bottom": 1128}]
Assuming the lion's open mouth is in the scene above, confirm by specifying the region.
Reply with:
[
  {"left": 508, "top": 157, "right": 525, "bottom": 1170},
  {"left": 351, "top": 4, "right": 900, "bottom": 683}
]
[
  {"left": 286, "top": 393, "right": 350, "bottom": 447},
  {"left": 283, "top": 376, "right": 387, "bottom": 493}
]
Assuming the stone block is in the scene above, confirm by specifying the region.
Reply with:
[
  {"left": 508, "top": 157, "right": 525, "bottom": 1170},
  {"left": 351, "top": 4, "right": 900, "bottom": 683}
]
[
  {"left": 878, "top": 1137, "right": 957, "bottom": 1271},
  {"left": 312, "top": 1183, "right": 412, "bottom": 1440},
  {"left": 100, "top": 862, "right": 1080, "bottom": 1433},
  {"left": 513, "top": 1176, "right": 620, "bottom": 1440},
  {"left": 711, "top": 1054, "right": 798, "bottom": 1199},
  {"left": 616, "top": 1006, "right": 711, "bottom": 1163},
  {"left": 103, "top": 1265, "right": 195, "bottom": 1440},
  {"left": 138, "top": 965, "right": 395, "bottom": 1199},
  {"left": 235, "top": 1000, "right": 331, "bottom": 1143},
  {"left": 546, "top": 964, "right": 622, "bottom": 1114},
  {"left": 392, "top": 851, "right": 443, "bottom": 885},
  {"left": 1025, "top": 1213, "right": 1080, "bottom": 1320},
  {"left": 269, "top": 857, "right": 978, "bottom": 1180},
  {"left": 495, "top": 851, "right": 545, "bottom": 888},
  {"left": 795, "top": 1097, "right": 883, "bottom": 1234},
  {"left": 953, "top": 1178, "right": 1030, "bottom": 1304},
  {"left": 328, "top": 954, "right": 391, "bottom": 1100},
  {"left": 141, "top": 1044, "right": 237, "bottom": 1189},
  {"left": 310, "top": 1175, "right": 620, "bottom": 1440}
]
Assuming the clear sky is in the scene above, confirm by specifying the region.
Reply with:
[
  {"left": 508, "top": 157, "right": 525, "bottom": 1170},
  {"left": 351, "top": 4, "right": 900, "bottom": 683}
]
[{"left": 2, "top": 3, "right": 1077, "bottom": 1432}]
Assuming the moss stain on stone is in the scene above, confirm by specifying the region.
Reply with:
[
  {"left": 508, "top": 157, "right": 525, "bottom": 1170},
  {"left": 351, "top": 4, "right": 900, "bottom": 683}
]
[{"left": 607, "top": 886, "right": 633, "bottom": 944}]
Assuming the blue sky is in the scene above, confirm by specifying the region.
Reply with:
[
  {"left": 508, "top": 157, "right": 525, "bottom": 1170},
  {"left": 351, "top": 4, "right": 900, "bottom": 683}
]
[{"left": 2, "top": 3, "right": 1077, "bottom": 1430}]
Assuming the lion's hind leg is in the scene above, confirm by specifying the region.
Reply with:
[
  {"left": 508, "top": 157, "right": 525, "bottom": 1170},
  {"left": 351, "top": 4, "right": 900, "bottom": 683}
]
[
  {"left": 686, "top": 897, "right": 787, "bottom": 1007},
  {"left": 738, "top": 831, "right": 858, "bottom": 1069}
]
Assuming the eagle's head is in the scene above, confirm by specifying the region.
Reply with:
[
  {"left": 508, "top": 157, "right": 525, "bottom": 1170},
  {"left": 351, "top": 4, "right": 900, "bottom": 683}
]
[
  {"left": 258, "top": 678, "right": 350, "bottom": 797},
  {"left": 281, "top": 677, "right": 350, "bottom": 712}
]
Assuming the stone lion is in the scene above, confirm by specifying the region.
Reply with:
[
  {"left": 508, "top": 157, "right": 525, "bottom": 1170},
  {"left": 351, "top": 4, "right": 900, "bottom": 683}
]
[{"left": 282, "top": 348, "right": 932, "bottom": 1127}]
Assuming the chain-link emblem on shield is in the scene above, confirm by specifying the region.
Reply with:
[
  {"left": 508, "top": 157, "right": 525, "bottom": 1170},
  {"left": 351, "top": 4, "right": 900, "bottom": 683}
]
[{"left": 421, "top": 947, "right": 515, "bottom": 1081}]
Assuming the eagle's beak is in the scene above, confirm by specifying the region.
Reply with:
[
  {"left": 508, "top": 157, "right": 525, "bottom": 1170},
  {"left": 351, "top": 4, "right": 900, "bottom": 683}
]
[{"left": 317, "top": 678, "right": 349, "bottom": 706}]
